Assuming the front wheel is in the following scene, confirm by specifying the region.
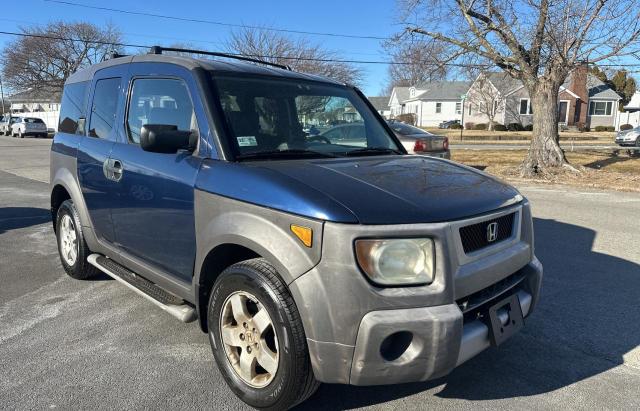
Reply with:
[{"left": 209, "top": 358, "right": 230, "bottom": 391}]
[{"left": 208, "top": 258, "right": 318, "bottom": 410}]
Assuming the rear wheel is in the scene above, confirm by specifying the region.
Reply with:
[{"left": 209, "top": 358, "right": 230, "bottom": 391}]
[
  {"left": 208, "top": 258, "right": 318, "bottom": 410},
  {"left": 55, "top": 200, "right": 100, "bottom": 280}
]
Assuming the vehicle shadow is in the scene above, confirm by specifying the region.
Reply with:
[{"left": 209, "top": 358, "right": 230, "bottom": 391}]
[
  {"left": 583, "top": 150, "right": 636, "bottom": 170},
  {"left": 0, "top": 207, "right": 50, "bottom": 234},
  {"left": 298, "top": 217, "right": 640, "bottom": 409}
]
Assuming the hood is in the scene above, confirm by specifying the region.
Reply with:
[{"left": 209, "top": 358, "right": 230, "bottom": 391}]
[{"left": 237, "top": 155, "right": 522, "bottom": 224}]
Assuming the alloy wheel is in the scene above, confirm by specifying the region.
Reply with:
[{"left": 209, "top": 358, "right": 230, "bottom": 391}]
[
  {"left": 219, "top": 291, "right": 279, "bottom": 388},
  {"left": 59, "top": 214, "right": 78, "bottom": 266}
]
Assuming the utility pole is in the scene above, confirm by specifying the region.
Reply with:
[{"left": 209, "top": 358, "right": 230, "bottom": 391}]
[
  {"left": 0, "top": 75, "right": 5, "bottom": 116},
  {"left": 459, "top": 94, "right": 466, "bottom": 141}
]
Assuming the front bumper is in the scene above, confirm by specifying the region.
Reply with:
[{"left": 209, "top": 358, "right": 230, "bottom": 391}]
[
  {"left": 349, "top": 259, "right": 541, "bottom": 385},
  {"left": 616, "top": 134, "right": 638, "bottom": 146},
  {"left": 289, "top": 202, "right": 542, "bottom": 385}
]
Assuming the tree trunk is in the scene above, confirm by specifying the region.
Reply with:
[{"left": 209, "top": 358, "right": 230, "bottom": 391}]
[{"left": 520, "top": 81, "right": 570, "bottom": 176}]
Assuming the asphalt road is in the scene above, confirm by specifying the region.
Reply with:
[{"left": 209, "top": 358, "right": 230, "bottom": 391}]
[{"left": 1, "top": 135, "right": 639, "bottom": 410}]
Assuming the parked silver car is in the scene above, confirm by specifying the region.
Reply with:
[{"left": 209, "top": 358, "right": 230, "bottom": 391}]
[
  {"left": 387, "top": 120, "right": 450, "bottom": 158},
  {"left": 615, "top": 127, "right": 640, "bottom": 147},
  {"left": 0, "top": 115, "right": 20, "bottom": 136},
  {"left": 10, "top": 117, "right": 48, "bottom": 138}
]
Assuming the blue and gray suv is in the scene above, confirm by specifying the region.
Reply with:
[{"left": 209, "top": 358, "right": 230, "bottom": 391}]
[{"left": 50, "top": 47, "right": 543, "bottom": 410}]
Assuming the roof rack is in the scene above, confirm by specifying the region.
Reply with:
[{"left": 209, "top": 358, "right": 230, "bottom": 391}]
[
  {"left": 103, "top": 51, "right": 128, "bottom": 61},
  {"left": 148, "top": 46, "right": 292, "bottom": 71}
]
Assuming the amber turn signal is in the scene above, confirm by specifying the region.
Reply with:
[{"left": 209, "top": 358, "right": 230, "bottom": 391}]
[{"left": 290, "top": 225, "right": 313, "bottom": 247}]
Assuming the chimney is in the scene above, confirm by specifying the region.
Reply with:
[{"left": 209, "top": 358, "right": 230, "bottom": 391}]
[{"left": 569, "top": 61, "right": 589, "bottom": 125}]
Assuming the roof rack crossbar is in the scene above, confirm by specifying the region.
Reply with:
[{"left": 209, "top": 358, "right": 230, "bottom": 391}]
[{"left": 148, "top": 46, "right": 292, "bottom": 70}]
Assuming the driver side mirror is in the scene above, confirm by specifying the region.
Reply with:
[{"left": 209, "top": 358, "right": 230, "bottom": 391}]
[{"left": 140, "top": 124, "right": 196, "bottom": 154}]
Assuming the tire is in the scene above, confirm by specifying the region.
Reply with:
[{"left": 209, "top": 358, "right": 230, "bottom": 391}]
[
  {"left": 19, "top": 130, "right": 24, "bottom": 138},
  {"left": 208, "top": 258, "right": 319, "bottom": 410},
  {"left": 55, "top": 199, "right": 100, "bottom": 280}
]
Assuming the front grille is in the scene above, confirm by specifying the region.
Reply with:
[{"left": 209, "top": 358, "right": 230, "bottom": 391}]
[{"left": 459, "top": 212, "right": 515, "bottom": 253}]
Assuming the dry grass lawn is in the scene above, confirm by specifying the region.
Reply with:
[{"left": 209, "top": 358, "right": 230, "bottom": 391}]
[
  {"left": 452, "top": 149, "right": 640, "bottom": 192},
  {"left": 427, "top": 128, "right": 616, "bottom": 142}
]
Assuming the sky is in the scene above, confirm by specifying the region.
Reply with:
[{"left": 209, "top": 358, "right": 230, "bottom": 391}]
[{"left": 0, "top": 0, "right": 401, "bottom": 96}]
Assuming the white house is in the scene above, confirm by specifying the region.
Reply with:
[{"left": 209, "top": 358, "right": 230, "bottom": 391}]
[
  {"left": 7, "top": 89, "right": 61, "bottom": 131},
  {"left": 388, "top": 81, "right": 471, "bottom": 127},
  {"left": 388, "top": 87, "right": 410, "bottom": 117}
]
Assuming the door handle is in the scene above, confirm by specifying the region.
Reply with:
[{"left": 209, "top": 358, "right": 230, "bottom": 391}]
[
  {"left": 103, "top": 158, "right": 124, "bottom": 182},
  {"left": 111, "top": 160, "right": 123, "bottom": 181}
]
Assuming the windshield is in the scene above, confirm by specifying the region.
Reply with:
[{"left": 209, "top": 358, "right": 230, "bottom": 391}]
[
  {"left": 387, "top": 121, "right": 432, "bottom": 136},
  {"left": 212, "top": 75, "right": 402, "bottom": 159}
]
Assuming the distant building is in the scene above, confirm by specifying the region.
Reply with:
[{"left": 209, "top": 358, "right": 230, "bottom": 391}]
[
  {"left": 8, "top": 89, "right": 61, "bottom": 113},
  {"left": 465, "top": 64, "right": 622, "bottom": 129},
  {"left": 388, "top": 82, "right": 470, "bottom": 127},
  {"left": 7, "top": 89, "right": 61, "bottom": 131},
  {"left": 367, "top": 96, "right": 391, "bottom": 118}
]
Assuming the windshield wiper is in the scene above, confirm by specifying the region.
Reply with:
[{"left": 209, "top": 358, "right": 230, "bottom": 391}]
[
  {"left": 236, "top": 149, "right": 339, "bottom": 161},
  {"left": 343, "top": 147, "right": 403, "bottom": 156}
]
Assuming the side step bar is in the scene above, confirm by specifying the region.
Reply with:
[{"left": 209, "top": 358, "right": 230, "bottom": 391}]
[{"left": 88, "top": 254, "right": 197, "bottom": 323}]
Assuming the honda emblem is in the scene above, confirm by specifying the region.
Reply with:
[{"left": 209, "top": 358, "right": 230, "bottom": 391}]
[{"left": 487, "top": 222, "right": 498, "bottom": 242}]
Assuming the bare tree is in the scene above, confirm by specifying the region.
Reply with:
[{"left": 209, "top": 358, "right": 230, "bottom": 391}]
[
  {"left": 467, "top": 73, "right": 504, "bottom": 130},
  {"left": 1, "top": 22, "right": 122, "bottom": 94},
  {"left": 226, "top": 28, "right": 362, "bottom": 85},
  {"left": 384, "top": 39, "right": 448, "bottom": 93},
  {"left": 400, "top": 0, "right": 640, "bottom": 176}
]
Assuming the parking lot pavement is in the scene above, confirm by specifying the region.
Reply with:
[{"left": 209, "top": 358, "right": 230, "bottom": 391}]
[{"left": 1, "top": 135, "right": 639, "bottom": 410}]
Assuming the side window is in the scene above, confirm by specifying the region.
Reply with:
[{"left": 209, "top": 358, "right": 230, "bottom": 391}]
[
  {"left": 126, "top": 78, "right": 198, "bottom": 144},
  {"left": 89, "top": 78, "right": 121, "bottom": 139},
  {"left": 58, "top": 81, "right": 89, "bottom": 134}
]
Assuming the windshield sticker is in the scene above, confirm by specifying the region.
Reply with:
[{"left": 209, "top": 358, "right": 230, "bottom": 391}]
[{"left": 237, "top": 136, "right": 258, "bottom": 147}]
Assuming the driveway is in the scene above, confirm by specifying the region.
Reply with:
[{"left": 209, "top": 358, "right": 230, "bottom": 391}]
[{"left": 0, "top": 135, "right": 638, "bottom": 410}]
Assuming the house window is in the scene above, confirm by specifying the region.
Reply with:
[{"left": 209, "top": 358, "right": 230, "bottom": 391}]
[
  {"left": 588, "top": 101, "right": 613, "bottom": 116},
  {"left": 455, "top": 102, "right": 461, "bottom": 114},
  {"left": 435, "top": 102, "right": 442, "bottom": 114},
  {"left": 468, "top": 103, "right": 472, "bottom": 115},
  {"left": 519, "top": 98, "right": 533, "bottom": 115}
]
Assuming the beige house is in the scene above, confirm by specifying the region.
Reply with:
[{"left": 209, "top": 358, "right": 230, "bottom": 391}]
[{"left": 465, "top": 65, "right": 622, "bottom": 129}]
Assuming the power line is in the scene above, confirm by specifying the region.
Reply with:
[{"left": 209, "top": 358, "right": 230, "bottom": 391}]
[
  {"left": 0, "top": 30, "right": 493, "bottom": 67},
  {"left": 5, "top": 29, "right": 639, "bottom": 71},
  {"left": 44, "top": 0, "right": 391, "bottom": 41},
  {"left": 0, "top": 16, "right": 388, "bottom": 57}
]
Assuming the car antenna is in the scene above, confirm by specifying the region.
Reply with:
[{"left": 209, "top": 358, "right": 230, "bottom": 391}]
[{"left": 148, "top": 46, "right": 293, "bottom": 71}]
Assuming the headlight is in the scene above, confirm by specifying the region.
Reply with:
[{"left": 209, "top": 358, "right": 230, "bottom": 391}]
[{"left": 355, "top": 238, "right": 434, "bottom": 285}]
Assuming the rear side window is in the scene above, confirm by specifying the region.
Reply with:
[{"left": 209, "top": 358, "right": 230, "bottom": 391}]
[
  {"left": 126, "top": 78, "right": 198, "bottom": 144},
  {"left": 59, "top": 81, "right": 89, "bottom": 134},
  {"left": 89, "top": 78, "right": 121, "bottom": 139}
]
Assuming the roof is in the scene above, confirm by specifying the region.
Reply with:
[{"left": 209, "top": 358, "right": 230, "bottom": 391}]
[
  {"left": 66, "top": 54, "right": 344, "bottom": 86},
  {"left": 408, "top": 80, "right": 472, "bottom": 101},
  {"left": 367, "top": 96, "right": 390, "bottom": 111},
  {"left": 481, "top": 72, "right": 524, "bottom": 95},
  {"left": 390, "top": 87, "right": 410, "bottom": 104},
  {"left": 586, "top": 75, "right": 621, "bottom": 100},
  {"left": 482, "top": 70, "right": 621, "bottom": 100},
  {"left": 8, "top": 89, "right": 61, "bottom": 103}
]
